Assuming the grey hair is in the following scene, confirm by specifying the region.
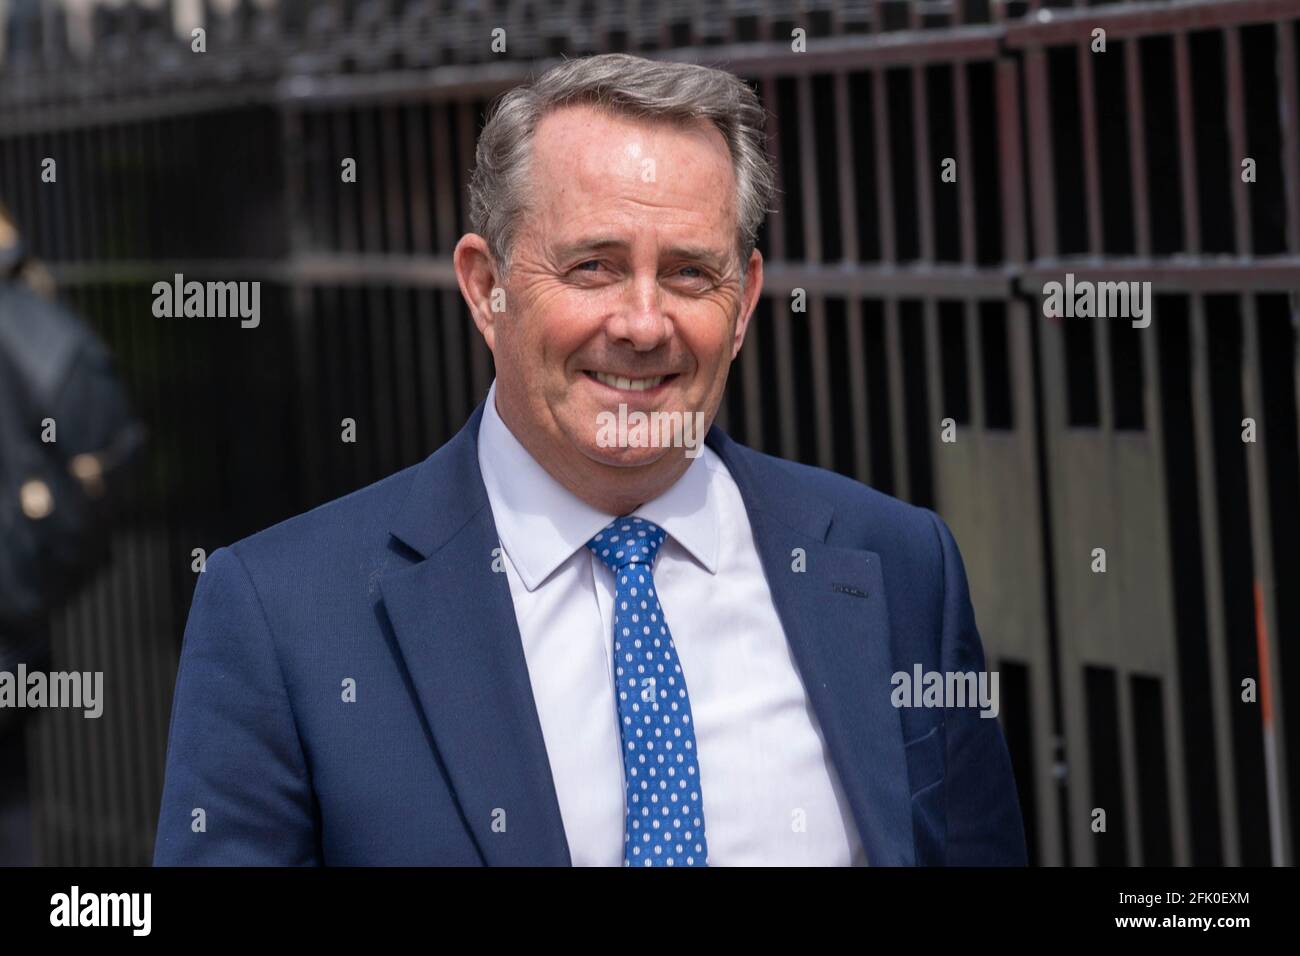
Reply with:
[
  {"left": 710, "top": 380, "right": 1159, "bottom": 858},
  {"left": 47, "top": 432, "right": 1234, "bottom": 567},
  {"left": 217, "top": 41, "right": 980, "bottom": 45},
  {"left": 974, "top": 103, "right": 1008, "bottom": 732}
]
[{"left": 468, "top": 53, "right": 776, "bottom": 284}]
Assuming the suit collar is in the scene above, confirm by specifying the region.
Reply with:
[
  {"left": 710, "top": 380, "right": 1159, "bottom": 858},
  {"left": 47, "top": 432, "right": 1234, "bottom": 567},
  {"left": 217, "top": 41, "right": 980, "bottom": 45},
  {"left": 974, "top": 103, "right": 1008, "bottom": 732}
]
[
  {"left": 382, "top": 396, "right": 914, "bottom": 866},
  {"left": 387, "top": 399, "right": 491, "bottom": 560},
  {"left": 475, "top": 379, "right": 720, "bottom": 591},
  {"left": 706, "top": 430, "right": 916, "bottom": 864}
]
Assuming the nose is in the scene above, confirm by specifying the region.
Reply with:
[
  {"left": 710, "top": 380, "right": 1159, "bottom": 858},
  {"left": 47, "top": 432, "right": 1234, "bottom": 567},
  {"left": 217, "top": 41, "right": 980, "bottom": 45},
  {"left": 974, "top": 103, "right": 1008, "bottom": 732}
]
[{"left": 605, "top": 272, "right": 672, "bottom": 351}]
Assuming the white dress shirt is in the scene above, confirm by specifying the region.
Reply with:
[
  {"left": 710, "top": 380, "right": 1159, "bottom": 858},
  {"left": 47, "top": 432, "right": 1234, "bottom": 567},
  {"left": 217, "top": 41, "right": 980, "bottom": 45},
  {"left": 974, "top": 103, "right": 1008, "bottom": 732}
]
[{"left": 476, "top": 380, "right": 867, "bottom": 866}]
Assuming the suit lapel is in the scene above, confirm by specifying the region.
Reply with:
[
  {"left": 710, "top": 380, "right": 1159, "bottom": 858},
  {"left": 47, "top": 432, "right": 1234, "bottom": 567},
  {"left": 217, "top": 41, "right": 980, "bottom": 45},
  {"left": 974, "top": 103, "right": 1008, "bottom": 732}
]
[
  {"left": 707, "top": 428, "right": 917, "bottom": 866},
  {"left": 379, "top": 403, "right": 571, "bottom": 866},
  {"left": 377, "top": 400, "right": 914, "bottom": 866}
]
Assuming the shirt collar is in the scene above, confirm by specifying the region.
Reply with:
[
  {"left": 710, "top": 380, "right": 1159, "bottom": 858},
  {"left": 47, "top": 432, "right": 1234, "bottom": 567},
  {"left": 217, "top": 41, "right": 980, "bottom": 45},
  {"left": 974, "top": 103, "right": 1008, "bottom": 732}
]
[{"left": 476, "top": 379, "right": 721, "bottom": 591}]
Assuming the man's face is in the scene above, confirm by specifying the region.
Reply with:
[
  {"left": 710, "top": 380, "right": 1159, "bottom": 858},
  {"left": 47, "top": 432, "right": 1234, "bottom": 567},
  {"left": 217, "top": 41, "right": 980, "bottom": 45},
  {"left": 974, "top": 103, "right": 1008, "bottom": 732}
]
[{"left": 484, "top": 103, "right": 760, "bottom": 474}]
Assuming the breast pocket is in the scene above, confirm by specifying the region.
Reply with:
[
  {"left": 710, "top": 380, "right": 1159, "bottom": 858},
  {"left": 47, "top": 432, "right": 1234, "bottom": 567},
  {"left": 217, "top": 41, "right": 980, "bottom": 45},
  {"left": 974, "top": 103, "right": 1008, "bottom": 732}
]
[{"left": 904, "top": 723, "right": 945, "bottom": 796}]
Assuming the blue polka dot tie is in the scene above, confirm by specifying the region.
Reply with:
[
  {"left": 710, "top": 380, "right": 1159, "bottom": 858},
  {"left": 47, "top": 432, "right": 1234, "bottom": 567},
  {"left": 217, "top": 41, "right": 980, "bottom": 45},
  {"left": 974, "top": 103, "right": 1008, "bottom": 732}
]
[{"left": 587, "top": 516, "right": 709, "bottom": 867}]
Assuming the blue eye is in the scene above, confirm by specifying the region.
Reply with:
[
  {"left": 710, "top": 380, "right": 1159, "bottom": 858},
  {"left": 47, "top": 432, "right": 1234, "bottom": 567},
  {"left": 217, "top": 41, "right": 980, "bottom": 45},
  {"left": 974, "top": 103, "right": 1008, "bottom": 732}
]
[{"left": 575, "top": 260, "right": 602, "bottom": 272}]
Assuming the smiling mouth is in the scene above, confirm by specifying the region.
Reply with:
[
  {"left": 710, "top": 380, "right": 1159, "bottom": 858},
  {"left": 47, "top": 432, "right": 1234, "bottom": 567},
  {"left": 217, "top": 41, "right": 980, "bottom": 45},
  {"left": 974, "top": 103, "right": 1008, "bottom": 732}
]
[{"left": 583, "top": 370, "right": 679, "bottom": 392}]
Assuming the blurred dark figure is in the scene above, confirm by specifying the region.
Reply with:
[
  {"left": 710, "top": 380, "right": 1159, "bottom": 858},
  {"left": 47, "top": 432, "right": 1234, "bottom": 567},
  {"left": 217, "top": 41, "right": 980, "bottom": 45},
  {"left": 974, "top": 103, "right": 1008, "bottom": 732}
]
[{"left": 0, "top": 201, "right": 145, "bottom": 865}]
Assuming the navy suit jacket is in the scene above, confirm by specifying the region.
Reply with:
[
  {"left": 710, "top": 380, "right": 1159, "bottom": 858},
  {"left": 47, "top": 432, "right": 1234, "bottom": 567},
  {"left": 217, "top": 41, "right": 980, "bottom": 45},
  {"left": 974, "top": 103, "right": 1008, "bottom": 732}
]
[{"left": 154, "top": 399, "right": 1027, "bottom": 866}]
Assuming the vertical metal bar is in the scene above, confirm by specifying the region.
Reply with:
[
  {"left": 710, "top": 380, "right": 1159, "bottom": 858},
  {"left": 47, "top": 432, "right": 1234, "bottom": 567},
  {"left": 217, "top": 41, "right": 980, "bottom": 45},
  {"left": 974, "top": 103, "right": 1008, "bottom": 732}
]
[
  {"left": 20, "top": 131, "right": 40, "bottom": 255},
  {"left": 368, "top": 284, "right": 397, "bottom": 472},
  {"left": 20, "top": 130, "right": 37, "bottom": 249},
  {"left": 282, "top": 106, "right": 326, "bottom": 506},
  {"left": 1240, "top": 296, "right": 1291, "bottom": 865},
  {"left": 44, "top": 126, "right": 60, "bottom": 257},
  {"left": 833, "top": 69, "right": 871, "bottom": 480},
  {"left": 431, "top": 102, "right": 467, "bottom": 423},
  {"left": 795, "top": 73, "right": 833, "bottom": 468},
  {"left": 406, "top": 103, "right": 433, "bottom": 254},
  {"left": 1277, "top": 22, "right": 1300, "bottom": 255},
  {"left": 390, "top": 289, "right": 420, "bottom": 464},
  {"left": 85, "top": 556, "right": 108, "bottom": 865},
  {"left": 119, "top": 534, "right": 146, "bottom": 861},
  {"left": 997, "top": 58, "right": 1028, "bottom": 264},
  {"left": 1095, "top": 311, "right": 1114, "bottom": 433},
  {"left": 382, "top": 104, "right": 407, "bottom": 255},
  {"left": 921, "top": 299, "right": 944, "bottom": 494},
  {"left": 46, "top": 125, "right": 68, "bottom": 261},
  {"left": 834, "top": 69, "right": 859, "bottom": 264},
  {"left": 108, "top": 288, "right": 134, "bottom": 855},
  {"left": 1024, "top": 47, "right": 1057, "bottom": 260},
  {"left": 458, "top": 99, "right": 491, "bottom": 402},
  {"left": 145, "top": 119, "right": 164, "bottom": 264},
  {"left": 375, "top": 106, "right": 411, "bottom": 464},
  {"left": 773, "top": 299, "right": 798, "bottom": 461},
  {"left": 129, "top": 121, "right": 150, "bottom": 262},
  {"left": 759, "top": 74, "right": 796, "bottom": 458},
  {"left": 101, "top": 122, "right": 121, "bottom": 264},
  {"left": 1078, "top": 39, "right": 1104, "bottom": 255},
  {"left": 54, "top": 124, "right": 72, "bottom": 259},
  {"left": 914, "top": 64, "right": 935, "bottom": 263},
  {"left": 795, "top": 73, "right": 822, "bottom": 264},
  {"left": 106, "top": 530, "right": 131, "bottom": 864},
  {"left": 139, "top": 529, "right": 166, "bottom": 863},
  {"left": 19, "top": 130, "right": 37, "bottom": 255},
  {"left": 1013, "top": 297, "right": 1065, "bottom": 867},
  {"left": 872, "top": 66, "right": 897, "bottom": 263},
  {"left": 845, "top": 298, "right": 872, "bottom": 483},
  {"left": 1038, "top": 308, "right": 1098, "bottom": 867},
  {"left": 885, "top": 300, "right": 911, "bottom": 501},
  {"left": 1140, "top": 300, "right": 1193, "bottom": 866},
  {"left": 953, "top": 62, "right": 976, "bottom": 266},
  {"left": 45, "top": 611, "right": 70, "bottom": 863},
  {"left": 129, "top": 250, "right": 169, "bottom": 860},
  {"left": 118, "top": 121, "right": 136, "bottom": 259},
  {"left": 430, "top": 101, "right": 457, "bottom": 254},
  {"left": 1117, "top": 672, "right": 1144, "bottom": 865},
  {"left": 128, "top": 531, "right": 156, "bottom": 864},
  {"left": 333, "top": 109, "right": 360, "bottom": 254},
  {"left": 1224, "top": 27, "right": 1253, "bottom": 257},
  {"left": 1125, "top": 37, "right": 1152, "bottom": 256},
  {"left": 299, "top": 111, "right": 326, "bottom": 252},
  {"left": 1174, "top": 31, "right": 1202, "bottom": 255},
  {"left": 965, "top": 300, "right": 985, "bottom": 432},
  {"left": 809, "top": 296, "right": 835, "bottom": 469},
  {"left": 28, "top": 702, "right": 51, "bottom": 864},
  {"left": 416, "top": 288, "right": 446, "bottom": 444},
  {"left": 111, "top": 306, "right": 144, "bottom": 862},
  {"left": 357, "top": 109, "right": 384, "bottom": 254},
  {"left": 1190, "top": 296, "right": 1241, "bottom": 866}
]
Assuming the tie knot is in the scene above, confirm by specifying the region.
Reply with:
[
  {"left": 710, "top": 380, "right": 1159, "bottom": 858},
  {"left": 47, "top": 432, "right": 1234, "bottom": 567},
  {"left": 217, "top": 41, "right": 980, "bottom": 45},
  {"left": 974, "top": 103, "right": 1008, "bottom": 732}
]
[{"left": 586, "top": 516, "right": 667, "bottom": 572}]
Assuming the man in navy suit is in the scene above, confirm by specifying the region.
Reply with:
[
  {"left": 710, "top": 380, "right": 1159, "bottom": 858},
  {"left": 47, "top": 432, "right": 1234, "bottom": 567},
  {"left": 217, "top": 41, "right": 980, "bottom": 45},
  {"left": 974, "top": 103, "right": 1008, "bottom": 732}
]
[{"left": 154, "top": 53, "right": 1026, "bottom": 866}]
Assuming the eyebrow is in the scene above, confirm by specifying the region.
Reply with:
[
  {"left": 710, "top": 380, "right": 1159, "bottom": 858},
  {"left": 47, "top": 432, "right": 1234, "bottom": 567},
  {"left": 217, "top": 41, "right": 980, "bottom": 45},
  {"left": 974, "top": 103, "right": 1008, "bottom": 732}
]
[{"left": 553, "top": 237, "right": 731, "bottom": 272}]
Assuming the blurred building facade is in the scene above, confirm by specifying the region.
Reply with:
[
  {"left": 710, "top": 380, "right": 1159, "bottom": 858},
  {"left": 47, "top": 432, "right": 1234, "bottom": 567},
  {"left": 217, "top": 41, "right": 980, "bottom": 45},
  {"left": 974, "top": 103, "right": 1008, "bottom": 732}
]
[{"left": 1, "top": 0, "right": 1299, "bottom": 867}]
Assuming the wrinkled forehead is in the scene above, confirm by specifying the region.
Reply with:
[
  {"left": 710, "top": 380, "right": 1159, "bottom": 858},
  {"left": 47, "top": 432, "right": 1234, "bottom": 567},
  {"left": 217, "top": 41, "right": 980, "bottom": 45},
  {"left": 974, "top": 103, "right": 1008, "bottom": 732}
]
[{"left": 524, "top": 104, "right": 739, "bottom": 243}]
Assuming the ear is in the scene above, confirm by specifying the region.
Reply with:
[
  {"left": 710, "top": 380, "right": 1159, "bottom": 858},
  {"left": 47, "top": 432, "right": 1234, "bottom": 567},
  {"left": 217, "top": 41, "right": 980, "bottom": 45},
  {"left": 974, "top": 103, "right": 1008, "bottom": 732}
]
[
  {"left": 454, "top": 233, "right": 503, "bottom": 352},
  {"left": 731, "top": 248, "right": 764, "bottom": 359}
]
